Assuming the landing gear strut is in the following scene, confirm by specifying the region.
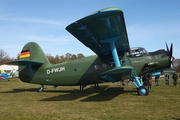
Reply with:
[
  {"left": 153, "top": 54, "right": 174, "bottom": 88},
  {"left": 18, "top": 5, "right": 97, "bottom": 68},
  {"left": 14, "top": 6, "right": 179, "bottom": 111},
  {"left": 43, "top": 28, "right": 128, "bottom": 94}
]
[
  {"left": 94, "top": 84, "right": 99, "bottom": 89},
  {"left": 131, "top": 70, "right": 149, "bottom": 96},
  {"left": 80, "top": 85, "right": 84, "bottom": 91},
  {"left": 38, "top": 85, "right": 44, "bottom": 92}
]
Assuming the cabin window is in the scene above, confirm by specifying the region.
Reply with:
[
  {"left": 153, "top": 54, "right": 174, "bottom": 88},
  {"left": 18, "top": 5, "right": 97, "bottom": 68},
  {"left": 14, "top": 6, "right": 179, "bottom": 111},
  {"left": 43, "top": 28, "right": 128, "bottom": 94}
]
[
  {"left": 94, "top": 63, "right": 108, "bottom": 70},
  {"left": 94, "top": 64, "right": 100, "bottom": 70},
  {"left": 129, "top": 47, "right": 148, "bottom": 57}
]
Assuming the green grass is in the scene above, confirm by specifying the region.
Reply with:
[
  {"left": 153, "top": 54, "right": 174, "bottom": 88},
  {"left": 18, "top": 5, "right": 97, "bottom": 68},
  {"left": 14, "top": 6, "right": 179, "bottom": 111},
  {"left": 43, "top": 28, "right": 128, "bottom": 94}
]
[{"left": 0, "top": 77, "right": 180, "bottom": 120}]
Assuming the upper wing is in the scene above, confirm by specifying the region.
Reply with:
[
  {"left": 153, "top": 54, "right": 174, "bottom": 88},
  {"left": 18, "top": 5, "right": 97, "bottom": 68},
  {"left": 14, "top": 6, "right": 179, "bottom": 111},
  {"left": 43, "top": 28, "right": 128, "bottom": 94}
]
[{"left": 66, "top": 7, "right": 130, "bottom": 56}]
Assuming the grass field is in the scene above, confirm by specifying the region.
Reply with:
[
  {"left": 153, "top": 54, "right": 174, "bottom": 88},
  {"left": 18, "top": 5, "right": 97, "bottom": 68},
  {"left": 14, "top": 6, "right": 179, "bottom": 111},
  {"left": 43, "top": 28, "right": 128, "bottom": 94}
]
[{"left": 0, "top": 77, "right": 180, "bottom": 120}]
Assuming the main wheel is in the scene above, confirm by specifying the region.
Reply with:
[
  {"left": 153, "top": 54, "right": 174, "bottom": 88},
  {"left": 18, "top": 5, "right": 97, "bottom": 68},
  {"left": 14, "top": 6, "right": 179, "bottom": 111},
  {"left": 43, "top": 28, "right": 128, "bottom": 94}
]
[
  {"left": 138, "top": 86, "right": 149, "bottom": 96},
  {"left": 39, "top": 87, "right": 44, "bottom": 92}
]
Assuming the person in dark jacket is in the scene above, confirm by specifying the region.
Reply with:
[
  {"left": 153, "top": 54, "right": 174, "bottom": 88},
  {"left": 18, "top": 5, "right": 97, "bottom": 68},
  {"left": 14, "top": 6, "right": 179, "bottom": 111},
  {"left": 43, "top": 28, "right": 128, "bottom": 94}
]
[
  {"left": 165, "top": 73, "right": 170, "bottom": 86},
  {"left": 172, "top": 72, "right": 178, "bottom": 86},
  {"left": 155, "top": 75, "right": 160, "bottom": 86},
  {"left": 142, "top": 74, "right": 148, "bottom": 87}
]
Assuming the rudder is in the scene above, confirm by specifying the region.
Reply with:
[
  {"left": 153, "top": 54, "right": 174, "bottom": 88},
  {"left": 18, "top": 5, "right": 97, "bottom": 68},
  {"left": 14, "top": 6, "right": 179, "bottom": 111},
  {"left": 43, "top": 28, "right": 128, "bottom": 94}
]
[
  {"left": 19, "top": 42, "right": 50, "bottom": 64},
  {"left": 7, "top": 42, "right": 50, "bottom": 82}
]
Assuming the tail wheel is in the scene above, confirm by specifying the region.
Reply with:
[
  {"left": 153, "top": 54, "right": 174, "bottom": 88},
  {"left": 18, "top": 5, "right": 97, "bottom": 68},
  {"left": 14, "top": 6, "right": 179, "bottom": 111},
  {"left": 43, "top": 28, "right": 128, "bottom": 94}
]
[{"left": 138, "top": 86, "right": 149, "bottom": 96}]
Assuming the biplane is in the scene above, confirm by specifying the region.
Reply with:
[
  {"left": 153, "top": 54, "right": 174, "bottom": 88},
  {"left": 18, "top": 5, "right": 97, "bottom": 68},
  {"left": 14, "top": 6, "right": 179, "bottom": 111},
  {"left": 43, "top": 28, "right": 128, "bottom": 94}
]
[{"left": 7, "top": 8, "right": 173, "bottom": 96}]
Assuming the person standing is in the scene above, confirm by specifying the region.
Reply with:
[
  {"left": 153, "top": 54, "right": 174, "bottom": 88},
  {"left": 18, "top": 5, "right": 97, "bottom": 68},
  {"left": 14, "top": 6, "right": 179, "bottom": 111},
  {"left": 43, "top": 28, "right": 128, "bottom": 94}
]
[
  {"left": 155, "top": 75, "right": 160, "bottom": 86},
  {"left": 147, "top": 73, "right": 152, "bottom": 89},
  {"left": 142, "top": 74, "right": 148, "bottom": 87},
  {"left": 172, "top": 72, "right": 178, "bottom": 86},
  {"left": 165, "top": 73, "right": 170, "bottom": 86}
]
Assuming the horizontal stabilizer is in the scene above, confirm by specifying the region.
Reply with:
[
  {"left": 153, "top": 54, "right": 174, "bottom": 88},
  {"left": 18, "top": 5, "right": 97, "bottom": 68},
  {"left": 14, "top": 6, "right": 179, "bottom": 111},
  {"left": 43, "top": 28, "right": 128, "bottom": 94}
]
[
  {"left": 6, "top": 60, "right": 44, "bottom": 66},
  {"left": 151, "top": 71, "right": 161, "bottom": 77}
]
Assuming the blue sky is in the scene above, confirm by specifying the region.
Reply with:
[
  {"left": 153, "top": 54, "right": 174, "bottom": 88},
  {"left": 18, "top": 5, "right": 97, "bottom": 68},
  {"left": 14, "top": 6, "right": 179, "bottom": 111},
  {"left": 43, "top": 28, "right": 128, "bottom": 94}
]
[{"left": 0, "top": 0, "right": 180, "bottom": 59}]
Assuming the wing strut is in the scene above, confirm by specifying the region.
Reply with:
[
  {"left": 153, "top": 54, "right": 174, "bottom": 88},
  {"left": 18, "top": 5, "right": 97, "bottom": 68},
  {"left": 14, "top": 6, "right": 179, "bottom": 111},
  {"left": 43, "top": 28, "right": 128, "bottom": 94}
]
[{"left": 101, "top": 36, "right": 121, "bottom": 67}]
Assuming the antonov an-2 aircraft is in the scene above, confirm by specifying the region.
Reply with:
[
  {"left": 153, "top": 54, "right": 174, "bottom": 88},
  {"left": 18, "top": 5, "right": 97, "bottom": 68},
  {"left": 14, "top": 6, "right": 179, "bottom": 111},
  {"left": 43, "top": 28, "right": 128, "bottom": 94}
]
[{"left": 7, "top": 7, "right": 174, "bottom": 96}]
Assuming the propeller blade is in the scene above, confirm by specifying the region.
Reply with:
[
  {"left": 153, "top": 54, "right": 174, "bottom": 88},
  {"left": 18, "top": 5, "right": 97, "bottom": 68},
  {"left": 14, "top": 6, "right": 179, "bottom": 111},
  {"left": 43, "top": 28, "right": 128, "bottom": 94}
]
[
  {"left": 166, "top": 42, "right": 170, "bottom": 55},
  {"left": 165, "top": 42, "right": 174, "bottom": 69},
  {"left": 171, "top": 56, "right": 175, "bottom": 70},
  {"left": 170, "top": 43, "right": 173, "bottom": 58}
]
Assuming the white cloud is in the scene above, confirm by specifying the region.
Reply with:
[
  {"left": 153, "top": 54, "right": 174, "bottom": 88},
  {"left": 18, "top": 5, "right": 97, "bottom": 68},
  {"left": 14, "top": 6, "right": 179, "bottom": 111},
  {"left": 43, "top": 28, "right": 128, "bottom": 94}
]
[
  {"left": 21, "top": 35, "right": 72, "bottom": 43},
  {"left": 0, "top": 16, "right": 64, "bottom": 26}
]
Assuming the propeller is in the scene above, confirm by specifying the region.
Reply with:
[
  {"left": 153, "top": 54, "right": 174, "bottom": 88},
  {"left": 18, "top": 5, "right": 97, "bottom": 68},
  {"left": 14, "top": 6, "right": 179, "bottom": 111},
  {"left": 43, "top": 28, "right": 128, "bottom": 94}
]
[{"left": 166, "top": 42, "right": 175, "bottom": 69}]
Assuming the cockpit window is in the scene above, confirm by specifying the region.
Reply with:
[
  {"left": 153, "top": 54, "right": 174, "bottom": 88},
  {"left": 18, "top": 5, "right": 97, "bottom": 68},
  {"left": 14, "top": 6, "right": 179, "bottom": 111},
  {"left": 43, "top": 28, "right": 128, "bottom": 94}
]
[{"left": 127, "top": 47, "right": 148, "bottom": 57}]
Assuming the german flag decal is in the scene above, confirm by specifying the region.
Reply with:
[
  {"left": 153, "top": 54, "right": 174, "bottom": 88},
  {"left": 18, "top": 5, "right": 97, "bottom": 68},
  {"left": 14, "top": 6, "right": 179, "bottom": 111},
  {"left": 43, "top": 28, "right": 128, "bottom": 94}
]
[{"left": 19, "top": 50, "right": 30, "bottom": 59}]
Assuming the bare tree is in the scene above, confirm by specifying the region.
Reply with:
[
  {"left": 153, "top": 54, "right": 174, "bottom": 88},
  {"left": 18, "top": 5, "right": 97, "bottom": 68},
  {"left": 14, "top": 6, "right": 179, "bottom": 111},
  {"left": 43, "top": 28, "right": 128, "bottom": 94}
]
[
  {"left": 45, "top": 53, "right": 54, "bottom": 64},
  {"left": 45, "top": 53, "right": 85, "bottom": 64},
  {"left": 54, "top": 55, "right": 60, "bottom": 64},
  {"left": 0, "top": 49, "right": 10, "bottom": 65},
  {"left": 71, "top": 54, "right": 77, "bottom": 60},
  {"left": 65, "top": 53, "right": 72, "bottom": 60},
  {"left": 77, "top": 53, "right": 85, "bottom": 58}
]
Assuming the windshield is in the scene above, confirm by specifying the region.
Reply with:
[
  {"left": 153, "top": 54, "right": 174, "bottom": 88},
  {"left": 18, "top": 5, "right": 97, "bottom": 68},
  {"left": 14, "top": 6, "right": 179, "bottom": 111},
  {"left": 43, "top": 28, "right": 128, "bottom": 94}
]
[{"left": 127, "top": 47, "right": 149, "bottom": 57}]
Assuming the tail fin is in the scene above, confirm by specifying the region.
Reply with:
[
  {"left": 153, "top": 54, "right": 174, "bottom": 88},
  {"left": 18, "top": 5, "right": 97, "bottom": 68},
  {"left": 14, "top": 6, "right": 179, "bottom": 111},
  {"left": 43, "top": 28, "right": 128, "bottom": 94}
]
[
  {"left": 19, "top": 42, "right": 50, "bottom": 64},
  {"left": 6, "top": 42, "right": 50, "bottom": 82},
  {"left": 8, "top": 42, "right": 50, "bottom": 65}
]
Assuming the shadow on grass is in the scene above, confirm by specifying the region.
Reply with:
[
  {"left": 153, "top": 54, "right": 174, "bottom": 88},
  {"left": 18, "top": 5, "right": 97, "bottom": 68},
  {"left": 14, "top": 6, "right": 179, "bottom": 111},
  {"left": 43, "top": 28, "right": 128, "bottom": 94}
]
[
  {"left": 40, "top": 87, "right": 124, "bottom": 101},
  {"left": 0, "top": 88, "right": 39, "bottom": 93},
  {"left": 172, "top": 118, "right": 180, "bottom": 120},
  {"left": 40, "top": 86, "right": 137, "bottom": 102},
  {"left": 80, "top": 87, "right": 124, "bottom": 102},
  {"left": 1, "top": 85, "right": 138, "bottom": 101},
  {"left": 1, "top": 85, "right": 109, "bottom": 93}
]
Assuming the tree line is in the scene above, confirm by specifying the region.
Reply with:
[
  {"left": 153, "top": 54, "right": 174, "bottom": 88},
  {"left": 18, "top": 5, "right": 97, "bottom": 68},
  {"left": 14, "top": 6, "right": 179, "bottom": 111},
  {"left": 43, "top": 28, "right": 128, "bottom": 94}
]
[
  {"left": 45, "top": 53, "right": 85, "bottom": 64},
  {"left": 0, "top": 49, "right": 85, "bottom": 65},
  {"left": 1, "top": 48, "right": 180, "bottom": 73}
]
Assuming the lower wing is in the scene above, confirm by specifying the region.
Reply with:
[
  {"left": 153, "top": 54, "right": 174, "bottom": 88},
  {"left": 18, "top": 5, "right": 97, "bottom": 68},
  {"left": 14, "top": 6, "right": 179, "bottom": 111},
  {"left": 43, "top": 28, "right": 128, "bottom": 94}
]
[{"left": 99, "top": 66, "right": 133, "bottom": 82}]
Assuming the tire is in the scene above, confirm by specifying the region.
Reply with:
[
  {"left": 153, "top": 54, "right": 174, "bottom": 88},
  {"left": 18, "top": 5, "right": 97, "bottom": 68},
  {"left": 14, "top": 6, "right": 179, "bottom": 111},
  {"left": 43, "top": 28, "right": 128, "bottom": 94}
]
[{"left": 138, "top": 86, "right": 149, "bottom": 96}]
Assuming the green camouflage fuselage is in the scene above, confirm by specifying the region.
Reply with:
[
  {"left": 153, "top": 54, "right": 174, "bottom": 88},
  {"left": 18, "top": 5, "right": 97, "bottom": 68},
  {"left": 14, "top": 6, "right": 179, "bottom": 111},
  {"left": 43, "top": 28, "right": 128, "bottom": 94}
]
[{"left": 18, "top": 46, "right": 169, "bottom": 86}]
